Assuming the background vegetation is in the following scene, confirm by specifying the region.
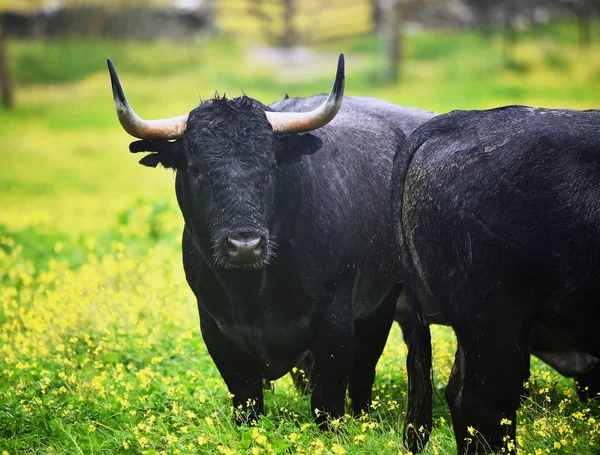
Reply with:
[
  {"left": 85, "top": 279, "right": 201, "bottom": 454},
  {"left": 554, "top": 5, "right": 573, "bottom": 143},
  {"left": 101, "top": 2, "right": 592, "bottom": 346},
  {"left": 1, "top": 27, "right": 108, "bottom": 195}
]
[{"left": 1, "top": 16, "right": 600, "bottom": 455}]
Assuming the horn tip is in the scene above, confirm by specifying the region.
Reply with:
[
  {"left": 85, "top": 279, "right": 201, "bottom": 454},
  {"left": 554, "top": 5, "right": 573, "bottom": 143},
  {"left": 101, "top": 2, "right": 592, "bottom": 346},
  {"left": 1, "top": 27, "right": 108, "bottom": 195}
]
[
  {"left": 333, "top": 53, "right": 345, "bottom": 100},
  {"left": 106, "top": 58, "right": 127, "bottom": 110},
  {"left": 106, "top": 58, "right": 117, "bottom": 78},
  {"left": 337, "top": 53, "right": 345, "bottom": 80}
]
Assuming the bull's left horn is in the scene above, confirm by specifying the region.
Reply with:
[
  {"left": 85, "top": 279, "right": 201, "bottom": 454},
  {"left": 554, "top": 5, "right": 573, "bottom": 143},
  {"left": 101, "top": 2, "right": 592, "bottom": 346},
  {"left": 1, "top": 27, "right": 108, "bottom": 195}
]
[
  {"left": 107, "top": 59, "right": 188, "bottom": 140},
  {"left": 265, "top": 53, "right": 345, "bottom": 135}
]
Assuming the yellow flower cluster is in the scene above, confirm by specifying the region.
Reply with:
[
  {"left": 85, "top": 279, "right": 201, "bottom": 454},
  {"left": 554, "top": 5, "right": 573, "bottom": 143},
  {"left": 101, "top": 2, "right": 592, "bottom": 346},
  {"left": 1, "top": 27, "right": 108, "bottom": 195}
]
[{"left": 1, "top": 227, "right": 599, "bottom": 455}]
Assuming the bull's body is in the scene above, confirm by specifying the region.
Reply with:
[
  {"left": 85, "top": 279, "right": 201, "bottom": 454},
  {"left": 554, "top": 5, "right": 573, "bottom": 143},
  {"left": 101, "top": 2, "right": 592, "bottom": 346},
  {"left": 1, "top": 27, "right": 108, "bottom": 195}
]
[
  {"left": 106, "top": 52, "right": 441, "bottom": 424},
  {"left": 177, "top": 93, "right": 436, "bottom": 423},
  {"left": 393, "top": 106, "right": 600, "bottom": 454}
]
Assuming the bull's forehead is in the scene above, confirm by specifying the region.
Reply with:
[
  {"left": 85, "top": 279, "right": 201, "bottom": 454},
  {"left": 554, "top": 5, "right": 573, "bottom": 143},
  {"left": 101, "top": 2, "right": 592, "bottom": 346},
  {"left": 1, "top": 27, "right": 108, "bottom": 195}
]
[
  {"left": 185, "top": 126, "right": 276, "bottom": 163},
  {"left": 188, "top": 95, "right": 272, "bottom": 130},
  {"left": 185, "top": 96, "right": 276, "bottom": 162}
]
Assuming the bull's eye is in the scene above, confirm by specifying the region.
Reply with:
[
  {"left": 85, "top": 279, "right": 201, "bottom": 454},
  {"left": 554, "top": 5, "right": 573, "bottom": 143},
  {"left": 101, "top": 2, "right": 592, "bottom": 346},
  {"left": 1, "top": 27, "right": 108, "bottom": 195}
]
[{"left": 189, "top": 165, "right": 203, "bottom": 180}]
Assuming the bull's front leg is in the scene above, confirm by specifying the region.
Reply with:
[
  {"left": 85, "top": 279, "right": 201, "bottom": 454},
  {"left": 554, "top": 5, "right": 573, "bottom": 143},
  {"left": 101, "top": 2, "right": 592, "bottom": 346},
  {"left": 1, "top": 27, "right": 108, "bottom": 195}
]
[
  {"left": 310, "top": 290, "right": 354, "bottom": 428},
  {"left": 199, "top": 307, "right": 264, "bottom": 425}
]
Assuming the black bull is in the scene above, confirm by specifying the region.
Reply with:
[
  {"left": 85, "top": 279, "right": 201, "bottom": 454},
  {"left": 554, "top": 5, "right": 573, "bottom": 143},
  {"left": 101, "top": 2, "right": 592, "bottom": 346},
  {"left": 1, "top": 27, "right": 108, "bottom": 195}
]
[
  {"left": 393, "top": 106, "right": 600, "bottom": 454},
  {"left": 108, "top": 55, "right": 437, "bottom": 426}
]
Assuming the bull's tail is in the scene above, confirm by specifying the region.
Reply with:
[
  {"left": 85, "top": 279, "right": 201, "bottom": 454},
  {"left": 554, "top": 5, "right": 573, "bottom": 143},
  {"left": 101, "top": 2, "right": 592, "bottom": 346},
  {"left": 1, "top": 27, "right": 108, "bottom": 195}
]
[{"left": 391, "top": 126, "right": 433, "bottom": 453}]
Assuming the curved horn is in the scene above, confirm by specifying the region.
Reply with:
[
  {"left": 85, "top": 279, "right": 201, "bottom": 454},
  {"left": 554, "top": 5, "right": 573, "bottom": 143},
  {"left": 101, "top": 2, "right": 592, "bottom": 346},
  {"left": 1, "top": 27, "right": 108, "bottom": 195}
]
[
  {"left": 265, "top": 53, "right": 345, "bottom": 135},
  {"left": 107, "top": 59, "right": 188, "bottom": 140}
]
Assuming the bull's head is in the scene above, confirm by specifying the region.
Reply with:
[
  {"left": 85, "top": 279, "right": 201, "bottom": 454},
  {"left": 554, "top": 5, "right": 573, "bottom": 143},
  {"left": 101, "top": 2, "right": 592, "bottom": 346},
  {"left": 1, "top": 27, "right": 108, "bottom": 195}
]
[{"left": 107, "top": 55, "right": 345, "bottom": 270}]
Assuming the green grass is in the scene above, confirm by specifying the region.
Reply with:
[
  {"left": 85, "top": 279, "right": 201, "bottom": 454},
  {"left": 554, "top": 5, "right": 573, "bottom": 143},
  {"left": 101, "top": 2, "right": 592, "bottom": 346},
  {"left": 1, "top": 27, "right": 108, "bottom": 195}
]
[
  {"left": 1, "top": 20, "right": 600, "bottom": 455},
  {"left": 9, "top": 37, "right": 241, "bottom": 86}
]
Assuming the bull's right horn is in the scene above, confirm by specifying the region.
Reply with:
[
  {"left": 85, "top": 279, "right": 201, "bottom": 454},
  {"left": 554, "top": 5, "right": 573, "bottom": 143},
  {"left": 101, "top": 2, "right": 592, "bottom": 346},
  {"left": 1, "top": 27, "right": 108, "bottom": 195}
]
[
  {"left": 265, "top": 53, "right": 345, "bottom": 135},
  {"left": 107, "top": 59, "right": 188, "bottom": 140}
]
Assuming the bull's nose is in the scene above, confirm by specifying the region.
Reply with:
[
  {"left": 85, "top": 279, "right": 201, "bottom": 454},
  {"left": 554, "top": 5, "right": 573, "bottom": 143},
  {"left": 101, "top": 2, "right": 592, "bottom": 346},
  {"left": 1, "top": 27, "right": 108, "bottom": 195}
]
[{"left": 226, "top": 235, "right": 264, "bottom": 261}]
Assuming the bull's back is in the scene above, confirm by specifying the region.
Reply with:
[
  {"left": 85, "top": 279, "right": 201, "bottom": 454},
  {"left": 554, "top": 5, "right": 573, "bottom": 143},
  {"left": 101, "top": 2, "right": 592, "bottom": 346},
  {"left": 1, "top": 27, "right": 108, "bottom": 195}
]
[
  {"left": 271, "top": 95, "right": 436, "bottom": 136},
  {"left": 403, "top": 106, "right": 600, "bottom": 336}
]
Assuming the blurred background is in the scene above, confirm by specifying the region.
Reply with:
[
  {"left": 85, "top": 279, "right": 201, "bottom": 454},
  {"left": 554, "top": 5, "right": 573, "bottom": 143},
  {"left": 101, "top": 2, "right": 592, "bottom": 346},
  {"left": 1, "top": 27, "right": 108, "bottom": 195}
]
[
  {"left": 1, "top": 0, "right": 599, "bottom": 249},
  {"left": 0, "top": 4, "right": 599, "bottom": 453}
]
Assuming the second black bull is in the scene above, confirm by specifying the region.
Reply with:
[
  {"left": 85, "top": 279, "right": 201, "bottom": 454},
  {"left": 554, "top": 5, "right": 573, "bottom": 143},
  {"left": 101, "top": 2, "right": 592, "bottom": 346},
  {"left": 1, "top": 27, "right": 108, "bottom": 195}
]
[{"left": 394, "top": 106, "right": 600, "bottom": 454}]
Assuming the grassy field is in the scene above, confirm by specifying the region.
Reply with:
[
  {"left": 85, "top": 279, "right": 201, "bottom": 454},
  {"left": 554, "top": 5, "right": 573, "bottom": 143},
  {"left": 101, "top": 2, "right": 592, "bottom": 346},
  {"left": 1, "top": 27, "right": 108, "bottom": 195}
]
[{"left": 1, "top": 20, "right": 600, "bottom": 454}]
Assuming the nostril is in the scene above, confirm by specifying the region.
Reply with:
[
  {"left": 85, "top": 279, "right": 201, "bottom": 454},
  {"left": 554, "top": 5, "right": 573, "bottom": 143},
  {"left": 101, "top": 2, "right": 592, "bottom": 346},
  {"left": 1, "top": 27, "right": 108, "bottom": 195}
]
[
  {"left": 225, "top": 237, "right": 238, "bottom": 254},
  {"left": 226, "top": 235, "right": 264, "bottom": 258},
  {"left": 228, "top": 237, "right": 261, "bottom": 250}
]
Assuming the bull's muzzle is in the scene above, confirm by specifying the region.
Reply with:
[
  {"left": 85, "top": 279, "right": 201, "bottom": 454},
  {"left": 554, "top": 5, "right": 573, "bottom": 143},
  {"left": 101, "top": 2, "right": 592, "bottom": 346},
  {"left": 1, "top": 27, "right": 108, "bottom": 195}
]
[{"left": 225, "top": 234, "right": 266, "bottom": 263}]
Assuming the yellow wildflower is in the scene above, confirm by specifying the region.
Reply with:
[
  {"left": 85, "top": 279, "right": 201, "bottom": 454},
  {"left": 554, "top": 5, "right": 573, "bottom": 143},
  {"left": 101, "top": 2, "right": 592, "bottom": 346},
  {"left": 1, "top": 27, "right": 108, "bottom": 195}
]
[
  {"left": 354, "top": 434, "right": 366, "bottom": 444},
  {"left": 331, "top": 443, "right": 346, "bottom": 455}
]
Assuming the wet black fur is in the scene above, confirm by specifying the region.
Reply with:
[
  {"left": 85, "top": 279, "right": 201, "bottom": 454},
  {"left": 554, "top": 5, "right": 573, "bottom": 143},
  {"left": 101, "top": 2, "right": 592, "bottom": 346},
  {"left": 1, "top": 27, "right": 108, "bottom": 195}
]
[
  {"left": 129, "top": 93, "right": 428, "bottom": 427},
  {"left": 392, "top": 106, "right": 600, "bottom": 454}
]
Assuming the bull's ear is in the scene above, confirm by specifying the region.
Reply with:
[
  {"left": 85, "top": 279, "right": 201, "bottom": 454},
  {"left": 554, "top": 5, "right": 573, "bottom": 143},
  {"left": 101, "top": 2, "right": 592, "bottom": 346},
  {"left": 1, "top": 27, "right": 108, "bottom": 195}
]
[
  {"left": 129, "top": 140, "right": 184, "bottom": 169},
  {"left": 276, "top": 133, "right": 323, "bottom": 162}
]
